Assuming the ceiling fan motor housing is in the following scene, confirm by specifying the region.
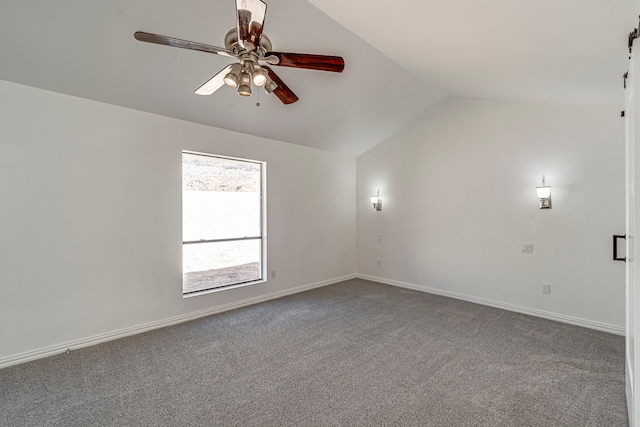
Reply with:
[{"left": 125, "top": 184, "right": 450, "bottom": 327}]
[{"left": 224, "top": 28, "right": 272, "bottom": 55}]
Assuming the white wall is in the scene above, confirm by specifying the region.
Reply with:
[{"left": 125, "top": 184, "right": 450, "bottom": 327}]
[
  {"left": 357, "top": 99, "right": 625, "bottom": 330},
  {"left": 0, "top": 81, "right": 626, "bottom": 363},
  {"left": 0, "top": 80, "right": 356, "bottom": 361}
]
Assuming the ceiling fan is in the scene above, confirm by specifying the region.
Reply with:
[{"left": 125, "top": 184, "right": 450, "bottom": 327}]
[{"left": 134, "top": 0, "right": 345, "bottom": 105}]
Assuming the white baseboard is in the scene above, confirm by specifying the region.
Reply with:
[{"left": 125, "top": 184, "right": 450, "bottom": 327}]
[
  {"left": 0, "top": 274, "right": 356, "bottom": 369},
  {"left": 357, "top": 274, "right": 625, "bottom": 336}
]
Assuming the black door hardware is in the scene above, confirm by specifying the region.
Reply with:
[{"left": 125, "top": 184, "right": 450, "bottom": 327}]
[{"left": 613, "top": 235, "right": 627, "bottom": 262}]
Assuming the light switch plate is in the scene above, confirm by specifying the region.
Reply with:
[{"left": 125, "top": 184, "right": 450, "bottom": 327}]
[{"left": 521, "top": 243, "right": 534, "bottom": 253}]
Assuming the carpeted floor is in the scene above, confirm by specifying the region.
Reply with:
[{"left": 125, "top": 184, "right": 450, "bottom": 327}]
[{"left": 0, "top": 279, "right": 628, "bottom": 426}]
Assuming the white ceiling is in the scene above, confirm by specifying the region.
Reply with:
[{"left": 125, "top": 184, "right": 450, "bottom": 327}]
[
  {"left": 0, "top": 0, "right": 635, "bottom": 156},
  {"left": 311, "top": 0, "right": 635, "bottom": 106},
  {"left": 0, "top": 0, "right": 445, "bottom": 156}
]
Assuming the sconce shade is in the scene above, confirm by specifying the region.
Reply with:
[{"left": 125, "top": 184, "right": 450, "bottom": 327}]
[
  {"left": 536, "top": 185, "right": 551, "bottom": 209},
  {"left": 536, "top": 186, "right": 551, "bottom": 198},
  {"left": 370, "top": 190, "right": 382, "bottom": 211}
]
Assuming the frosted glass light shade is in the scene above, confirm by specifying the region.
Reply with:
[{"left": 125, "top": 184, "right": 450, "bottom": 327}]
[
  {"left": 223, "top": 63, "right": 242, "bottom": 88},
  {"left": 536, "top": 185, "right": 552, "bottom": 209},
  {"left": 370, "top": 192, "right": 382, "bottom": 211},
  {"left": 536, "top": 186, "right": 551, "bottom": 198},
  {"left": 252, "top": 68, "right": 267, "bottom": 86}
]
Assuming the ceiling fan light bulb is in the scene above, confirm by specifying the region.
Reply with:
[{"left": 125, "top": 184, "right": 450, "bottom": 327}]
[
  {"left": 252, "top": 69, "right": 267, "bottom": 86},
  {"left": 223, "top": 63, "right": 242, "bottom": 88},
  {"left": 224, "top": 73, "right": 239, "bottom": 88}
]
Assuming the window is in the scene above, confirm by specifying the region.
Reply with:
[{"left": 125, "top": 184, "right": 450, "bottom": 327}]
[{"left": 182, "top": 151, "right": 265, "bottom": 295}]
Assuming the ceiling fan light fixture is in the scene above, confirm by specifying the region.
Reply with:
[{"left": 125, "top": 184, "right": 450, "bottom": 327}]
[
  {"left": 223, "top": 63, "right": 242, "bottom": 88},
  {"left": 238, "top": 71, "right": 252, "bottom": 97},
  {"left": 265, "top": 78, "right": 278, "bottom": 94},
  {"left": 252, "top": 67, "right": 268, "bottom": 86},
  {"left": 244, "top": 61, "right": 256, "bottom": 74},
  {"left": 133, "top": 0, "right": 344, "bottom": 105}
]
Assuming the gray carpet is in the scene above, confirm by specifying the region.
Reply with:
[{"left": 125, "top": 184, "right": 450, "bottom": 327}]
[{"left": 0, "top": 279, "right": 628, "bottom": 426}]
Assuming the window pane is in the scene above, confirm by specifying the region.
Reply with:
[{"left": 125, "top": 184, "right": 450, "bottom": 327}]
[
  {"left": 182, "top": 152, "right": 264, "bottom": 295},
  {"left": 183, "top": 240, "right": 262, "bottom": 293},
  {"left": 182, "top": 191, "right": 260, "bottom": 241},
  {"left": 182, "top": 153, "right": 261, "bottom": 241}
]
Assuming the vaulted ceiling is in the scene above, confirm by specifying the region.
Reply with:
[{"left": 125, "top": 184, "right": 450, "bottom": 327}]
[
  {"left": 0, "top": 0, "right": 635, "bottom": 156},
  {"left": 311, "top": 0, "right": 634, "bottom": 106}
]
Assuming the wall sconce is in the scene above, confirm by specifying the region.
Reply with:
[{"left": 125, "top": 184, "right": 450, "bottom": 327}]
[
  {"left": 370, "top": 190, "right": 382, "bottom": 211},
  {"left": 536, "top": 176, "right": 552, "bottom": 209}
]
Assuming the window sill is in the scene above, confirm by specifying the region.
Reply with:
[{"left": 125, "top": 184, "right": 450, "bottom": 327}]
[{"left": 182, "top": 279, "right": 267, "bottom": 299}]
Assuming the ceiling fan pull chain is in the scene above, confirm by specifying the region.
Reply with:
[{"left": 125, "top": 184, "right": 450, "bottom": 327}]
[{"left": 256, "top": 87, "right": 261, "bottom": 107}]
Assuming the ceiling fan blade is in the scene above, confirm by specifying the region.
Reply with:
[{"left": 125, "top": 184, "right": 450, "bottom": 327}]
[
  {"left": 263, "top": 66, "right": 298, "bottom": 105},
  {"left": 134, "top": 32, "right": 236, "bottom": 58},
  {"left": 266, "top": 52, "right": 345, "bottom": 73},
  {"left": 195, "top": 64, "right": 233, "bottom": 95},
  {"left": 236, "top": 0, "right": 267, "bottom": 49}
]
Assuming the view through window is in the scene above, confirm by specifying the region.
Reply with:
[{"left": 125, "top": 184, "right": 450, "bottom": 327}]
[{"left": 182, "top": 151, "right": 264, "bottom": 294}]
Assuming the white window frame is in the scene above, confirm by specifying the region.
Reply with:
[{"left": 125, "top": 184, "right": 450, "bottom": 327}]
[{"left": 182, "top": 150, "right": 267, "bottom": 298}]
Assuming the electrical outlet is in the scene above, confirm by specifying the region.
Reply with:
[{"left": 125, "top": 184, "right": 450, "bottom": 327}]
[
  {"left": 377, "top": 234, "right": 382, "bottom": 242},
  {"left": 271, "top": 270, "right": 276, "bottom": 279},
  {"left": 377, "top": 259, "right": 381, "bottom": 267},
  {"left": 521, "top": 243, "right": 534, "bottom": 253},
  {"left": 542, "top": 284, "right": 551, "bottom": 294}
]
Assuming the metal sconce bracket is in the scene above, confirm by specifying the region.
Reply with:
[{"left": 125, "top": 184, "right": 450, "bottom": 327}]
[{"left": 538, "top": 194, "right": 552, "bottom": 209}]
